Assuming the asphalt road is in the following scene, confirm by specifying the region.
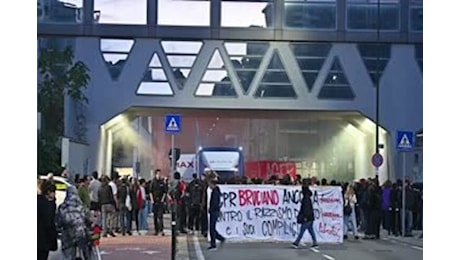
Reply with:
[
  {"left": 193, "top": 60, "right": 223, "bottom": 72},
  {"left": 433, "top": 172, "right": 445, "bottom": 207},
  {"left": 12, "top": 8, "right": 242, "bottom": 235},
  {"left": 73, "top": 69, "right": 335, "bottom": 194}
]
[{"left": 188, "top": 233, "right": 423, "bottom": 260}]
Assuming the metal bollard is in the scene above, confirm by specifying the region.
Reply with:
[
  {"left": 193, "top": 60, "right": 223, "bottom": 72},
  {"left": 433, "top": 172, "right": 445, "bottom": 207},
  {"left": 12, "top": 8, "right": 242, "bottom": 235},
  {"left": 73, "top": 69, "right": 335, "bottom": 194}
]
[{"left": 171, "top": 205, "right": 176, "bottom": 260}]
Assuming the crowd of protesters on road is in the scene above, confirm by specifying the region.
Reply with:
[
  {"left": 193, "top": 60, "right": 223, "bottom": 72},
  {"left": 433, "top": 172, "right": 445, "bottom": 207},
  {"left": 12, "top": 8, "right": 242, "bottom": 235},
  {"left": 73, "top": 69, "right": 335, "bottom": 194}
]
[{"left": 37, "top": 168, "right": 422, "bottom": 259}]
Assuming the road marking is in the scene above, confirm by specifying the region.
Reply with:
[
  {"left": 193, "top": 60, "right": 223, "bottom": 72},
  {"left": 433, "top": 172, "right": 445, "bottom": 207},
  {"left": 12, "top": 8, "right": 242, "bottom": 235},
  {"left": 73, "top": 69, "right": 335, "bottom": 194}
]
[
  {"left": 193, "top": 233, "right": 206, "bottom": 260},
  {"left": 311, "top": 248, "right": 320, "bottom": 253},
  {"left": 141, "top": 250, "right": 160, "bottom": 255},
  {"left": 323, "top": 254, "right": 335, "bottom": 260},
  {"left": 382, "top": 238, "right": 389, "bottom": 240},
  {"left": 411, "top": 246, "right": 423, "bottom": 251}
]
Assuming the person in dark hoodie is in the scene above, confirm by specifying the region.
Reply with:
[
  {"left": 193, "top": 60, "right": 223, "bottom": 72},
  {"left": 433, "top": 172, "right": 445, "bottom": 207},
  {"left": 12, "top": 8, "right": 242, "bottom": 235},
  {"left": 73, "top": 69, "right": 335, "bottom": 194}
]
[
  {"left": 208, "top": 179, "right": 225, "bottom": 251},
  {"left": 381, "top": 180, "right": 393, "bottom": 235},
  {"left": 292, "top": 184, "right": 318, "bottom": 248},
  {"left": 404, "top": 180, "right": 416, "bottom": 237},
  {"left": 37, "top": 180, "right": 58, "bottom": 260},
  {"left": 98, "top": 175, "right": 117, "bottom": 237},
  {"left": 118, "top": 177, "right": 133, "bottom": 236},
  {"left": 187, "top": 173, "right": 203, "bottom": 233},
  {"left": 390, "top": 180, "right": 403, "bottom": 236},
  {"left": 201, "top": 170, "right": 217, "bottom": 237}
]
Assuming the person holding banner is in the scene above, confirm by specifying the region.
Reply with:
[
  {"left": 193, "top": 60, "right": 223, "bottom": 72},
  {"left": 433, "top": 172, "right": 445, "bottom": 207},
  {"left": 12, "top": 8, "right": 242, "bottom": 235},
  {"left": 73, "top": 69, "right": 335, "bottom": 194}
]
[
  {"left": 343, "top": 184, "right": 359, "bottom": 240},
  {"left": 292, "top": 185, "right": 318, "bottom": 249},
  {"left": 208, "top": 179, "right": 226, "bottom": 251}
]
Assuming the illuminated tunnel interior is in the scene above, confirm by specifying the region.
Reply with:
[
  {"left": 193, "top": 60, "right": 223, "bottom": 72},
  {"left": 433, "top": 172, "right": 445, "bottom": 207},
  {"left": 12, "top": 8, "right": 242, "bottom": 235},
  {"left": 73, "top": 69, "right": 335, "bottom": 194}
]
[{"left": 102, "top": 108, "right": 389, "bottom": 183}]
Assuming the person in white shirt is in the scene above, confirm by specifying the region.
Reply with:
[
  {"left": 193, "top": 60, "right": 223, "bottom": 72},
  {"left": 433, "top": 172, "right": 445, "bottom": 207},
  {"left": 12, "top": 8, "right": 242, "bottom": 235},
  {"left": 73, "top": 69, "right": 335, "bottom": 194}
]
[
  {"left": 109, "top": 174, "right": 119, "bottom": 232},
  {"left": 89, "top": 171, "right": 102, "bottom": 226},
  {"left": 343, "top": 184, "right": 359, "bottom": 240},
  {"left": 89, "top": 171, "right": 101, "bottom": 211}
]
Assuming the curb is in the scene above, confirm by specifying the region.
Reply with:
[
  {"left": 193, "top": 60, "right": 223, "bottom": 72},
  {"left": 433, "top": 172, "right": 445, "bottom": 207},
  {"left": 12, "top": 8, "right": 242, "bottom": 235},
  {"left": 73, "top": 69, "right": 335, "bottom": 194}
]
[{"left": 383, "top": 236, "right": 423, "bottom": 248}]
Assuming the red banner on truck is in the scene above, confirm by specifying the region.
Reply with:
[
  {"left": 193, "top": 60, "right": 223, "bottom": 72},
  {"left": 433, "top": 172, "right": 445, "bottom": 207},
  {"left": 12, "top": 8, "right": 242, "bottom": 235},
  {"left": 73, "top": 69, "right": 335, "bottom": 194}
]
[{"left": 245, "top": 161, "right": 297, "bottom": 180}]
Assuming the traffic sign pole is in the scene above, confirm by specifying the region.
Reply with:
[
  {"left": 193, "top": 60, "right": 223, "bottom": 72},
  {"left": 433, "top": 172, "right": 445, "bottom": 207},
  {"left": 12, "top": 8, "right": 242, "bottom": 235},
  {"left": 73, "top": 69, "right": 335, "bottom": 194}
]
[
  {"left": 402, "top": 152, "right": 406, "bottom": 237},
  {"left": 396, "top": 130, "right": 413, "bottom": 238},
  {"left": 165, "top": 114, "right": 181, "bottom": 260},
  {"left": 171, "top": 133, "right": 176, "bottom": 260}
]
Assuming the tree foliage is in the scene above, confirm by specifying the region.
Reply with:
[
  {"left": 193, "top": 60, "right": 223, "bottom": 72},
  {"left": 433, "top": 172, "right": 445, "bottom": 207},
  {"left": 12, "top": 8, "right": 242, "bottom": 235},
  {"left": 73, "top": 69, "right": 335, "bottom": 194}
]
[
  {"left": 37, "top": 45, "right": 90, "bottom": 175},
  {"left": 38, "top": 46, "right": 90, "bottom": 137}
]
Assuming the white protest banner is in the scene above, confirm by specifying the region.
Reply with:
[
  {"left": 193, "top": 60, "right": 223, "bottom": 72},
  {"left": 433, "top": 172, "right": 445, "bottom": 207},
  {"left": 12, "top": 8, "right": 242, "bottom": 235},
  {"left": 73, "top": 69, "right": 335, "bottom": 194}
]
[{"left": 208, "top": 185, "right": 343, "bottom": 244}]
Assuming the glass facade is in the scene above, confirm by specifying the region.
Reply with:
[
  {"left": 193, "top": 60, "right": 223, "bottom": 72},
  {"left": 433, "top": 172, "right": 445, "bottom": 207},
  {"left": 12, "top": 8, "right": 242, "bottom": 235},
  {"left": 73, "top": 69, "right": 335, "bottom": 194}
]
[
  {"left": 38, "top": 0, "right": 422, "bottom": 35},
  {"left": 410, "top": 3, "right": 423, "bottom": 32},
  {"left": 347, "top": 1, "right": 400, "bottom": 31},
  {"left": 162, "top": 41, "right": 203, "bottom": 90},
  {"left": 255, "top": 51, "right": 296, "bottom": 98},
  {"left": 94, "top": 0, "right": 146, "bottom": 24},
  {"left": 318, "top": 58, "right": 354, "bottom": 100},
  {"left": 222, "top": 0, "right": 273, "bottom": 28},
  {"left": 284, "top": 0, "right": 337, "bottom": 30},
  {"left": 100, "top": 39, "right": 135, "bottom": 81},
  {"left": 158, "top": 0, "right": 210, "bottom": 26},
  {"left": 138, "top": 53, "right": 174, "bottom": 96},
  {"left": 196, "top": 50, "right": 237, "bottom": 97},
  {"left": 38, "top": 0, "right": 83, "bottom": 23},
  {"left": 290, "top": 43, "right": 332, "bottom": 91},
  {"left": 357, "top": 44, "right": 391, "bottom": 86},
  {"left": 415, "top": 45, "right": 423, "bottom": 73},
  {"left": 225, "top": 42, "right": 270, "bottom": 93}
]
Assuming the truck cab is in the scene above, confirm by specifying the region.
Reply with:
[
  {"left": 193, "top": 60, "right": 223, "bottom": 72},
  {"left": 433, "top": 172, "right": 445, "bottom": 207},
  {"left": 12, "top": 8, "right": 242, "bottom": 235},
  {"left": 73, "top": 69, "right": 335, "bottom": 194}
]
[{"left": 196, "top": 146, "right": 244, "bottom": 182}]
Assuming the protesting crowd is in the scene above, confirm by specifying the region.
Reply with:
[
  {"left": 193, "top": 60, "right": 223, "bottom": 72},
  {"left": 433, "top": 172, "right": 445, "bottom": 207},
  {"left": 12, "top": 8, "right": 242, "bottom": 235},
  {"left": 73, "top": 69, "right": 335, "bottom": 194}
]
[
  {"left": 37, "top": 167, "right": 422, "bottom": 258},
  {"left": 219, "top": 173, "right": 423, "bottom": 240}
]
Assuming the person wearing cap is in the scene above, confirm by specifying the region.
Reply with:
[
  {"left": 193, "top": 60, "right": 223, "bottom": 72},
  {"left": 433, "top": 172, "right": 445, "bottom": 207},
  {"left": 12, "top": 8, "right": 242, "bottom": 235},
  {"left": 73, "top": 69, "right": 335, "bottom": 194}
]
[{"left": 38, "top": 180, "right": 58, "bottom": 260}]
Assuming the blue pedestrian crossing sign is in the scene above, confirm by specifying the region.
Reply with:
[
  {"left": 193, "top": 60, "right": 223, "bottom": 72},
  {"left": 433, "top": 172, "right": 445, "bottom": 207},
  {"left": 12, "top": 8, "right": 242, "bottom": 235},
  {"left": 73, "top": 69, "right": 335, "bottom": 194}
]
[
  {"left": 396, "top": 131, "right": 413, "bottom": 151},
  {"left": 165, "top": 114, "right": 181, "bottom": 134}
]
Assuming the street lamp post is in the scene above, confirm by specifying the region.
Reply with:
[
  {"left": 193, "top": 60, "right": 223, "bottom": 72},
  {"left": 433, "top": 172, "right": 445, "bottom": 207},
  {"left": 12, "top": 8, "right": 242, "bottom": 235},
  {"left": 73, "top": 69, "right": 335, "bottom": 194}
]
[{"left": 375, "top": 0, "right": 381, "bottom": 179}]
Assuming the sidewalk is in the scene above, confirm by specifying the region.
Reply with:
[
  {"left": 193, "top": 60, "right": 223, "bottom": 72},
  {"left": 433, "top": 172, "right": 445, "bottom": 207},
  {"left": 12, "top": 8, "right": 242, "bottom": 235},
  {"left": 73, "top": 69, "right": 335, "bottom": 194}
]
[{"left": 48, "top": 212, "right": 190, "bottom": 260}]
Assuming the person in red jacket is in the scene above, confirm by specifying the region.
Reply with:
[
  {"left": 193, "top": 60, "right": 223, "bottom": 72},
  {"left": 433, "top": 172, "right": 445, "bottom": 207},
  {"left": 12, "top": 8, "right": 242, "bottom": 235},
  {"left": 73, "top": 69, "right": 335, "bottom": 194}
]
[{"left": 169, "top": 172, "right": 187, "bottom": 234}]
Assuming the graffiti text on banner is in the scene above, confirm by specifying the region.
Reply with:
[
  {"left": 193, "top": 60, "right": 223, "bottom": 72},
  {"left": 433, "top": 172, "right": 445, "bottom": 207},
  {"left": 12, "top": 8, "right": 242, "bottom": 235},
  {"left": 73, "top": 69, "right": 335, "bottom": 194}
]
[{"left": 208, "top": 185, "right": 344, "bottom": 244}]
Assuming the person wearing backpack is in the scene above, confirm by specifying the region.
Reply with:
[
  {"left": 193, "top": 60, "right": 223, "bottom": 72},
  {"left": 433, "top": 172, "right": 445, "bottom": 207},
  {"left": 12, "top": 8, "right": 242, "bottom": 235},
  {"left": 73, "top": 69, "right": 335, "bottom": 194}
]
[
  {"left": 187, "top": 173, "right": 203, "bottom": 233},
  {"left": 169, "top": 171, "right": 187, "bottom": 234}
]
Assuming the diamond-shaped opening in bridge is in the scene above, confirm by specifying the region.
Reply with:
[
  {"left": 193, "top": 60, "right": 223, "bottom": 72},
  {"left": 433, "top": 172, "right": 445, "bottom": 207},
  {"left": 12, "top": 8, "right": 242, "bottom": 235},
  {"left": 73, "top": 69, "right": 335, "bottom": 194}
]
[
  {"left": 225, "top": 42, "right": 269, "bottom": 94},
  {"left": 357, "top": 44, "right": 391, "bottom": 86},
  {"left": 136, "top": 53, "right": 173, "bottom": 96},
  {"left": 255, "top": 50, "right": 296, "bottom": 98},
  {"left": 290, "top": 43, "right": 332, "bottom": 91},
  {"left": 196, "top": 49, "right": 237, "bottom": 97},
  {"left": 318, "top": 57, "right": 355, "bottom": 100},
  {"left": 100, "top": 39, "right": 135, "bottom": 81},
  {"left": 162, "top": 41, "right": 203, "bottom": 89}
]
